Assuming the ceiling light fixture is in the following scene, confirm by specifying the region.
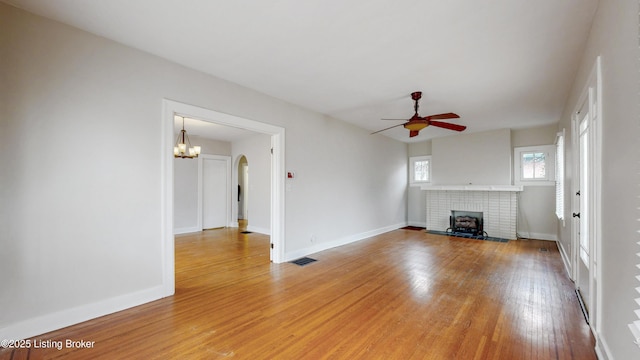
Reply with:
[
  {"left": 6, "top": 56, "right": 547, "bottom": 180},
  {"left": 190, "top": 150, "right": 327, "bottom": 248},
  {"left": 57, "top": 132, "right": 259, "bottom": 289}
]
[
  {"left": 174, "top": 116, "right": 201, "bottom": 158},
  {"left": 403, "top": 121, "right": 428, "bottom": 131}
]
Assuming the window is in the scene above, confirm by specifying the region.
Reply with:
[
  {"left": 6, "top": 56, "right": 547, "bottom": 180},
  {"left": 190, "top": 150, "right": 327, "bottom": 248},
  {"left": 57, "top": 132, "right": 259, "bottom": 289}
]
[
  {"left": 522, "top": 152, "right": 546, "bottom": 179},
  {"left": 514, "top": 145, "right": 555, "bottom": 186},
  {"left": 410, "top": 156, "right": 431, "bottom": 186},
  {"left": 555, "top": 130, "right": 565, "bottom": 221}
]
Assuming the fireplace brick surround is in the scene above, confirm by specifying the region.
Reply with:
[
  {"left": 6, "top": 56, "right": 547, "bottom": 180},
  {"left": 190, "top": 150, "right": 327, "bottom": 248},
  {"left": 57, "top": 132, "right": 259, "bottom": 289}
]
[{"left": 424, "top": 189, "right": 519, "bottom": 239}]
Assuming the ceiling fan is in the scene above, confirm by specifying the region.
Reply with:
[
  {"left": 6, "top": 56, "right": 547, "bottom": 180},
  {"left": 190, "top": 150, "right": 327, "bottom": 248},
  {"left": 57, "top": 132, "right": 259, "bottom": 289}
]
[{"left": 371, "top": 91, "right": 466, "bottom": 138}]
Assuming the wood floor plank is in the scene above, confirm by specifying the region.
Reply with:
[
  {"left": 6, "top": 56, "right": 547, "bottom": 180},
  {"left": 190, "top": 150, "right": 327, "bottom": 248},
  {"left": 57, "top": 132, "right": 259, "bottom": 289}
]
[{"left": 1, "top": 227, "right": 596, "bottom": 359}]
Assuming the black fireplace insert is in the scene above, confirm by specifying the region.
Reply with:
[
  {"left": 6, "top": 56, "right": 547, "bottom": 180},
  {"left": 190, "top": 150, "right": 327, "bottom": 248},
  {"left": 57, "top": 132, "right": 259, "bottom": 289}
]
[{"left": 448, "top": 210, "right": 484, "bottom": 236}]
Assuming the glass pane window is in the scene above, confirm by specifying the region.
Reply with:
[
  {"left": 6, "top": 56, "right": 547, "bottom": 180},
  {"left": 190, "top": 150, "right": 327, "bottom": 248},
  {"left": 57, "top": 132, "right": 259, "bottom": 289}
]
[
  {"left": 513, "top": 145, "right": 555, "bottom": 186},
  {"left": 409, "top": 156, "right": 431, "bottom": 186},
  {"left": 414, "top": 160, "right": 430, "bottom": 182},
  {"left": 522, "top": 152, "right": 546, "bottom": 180}
]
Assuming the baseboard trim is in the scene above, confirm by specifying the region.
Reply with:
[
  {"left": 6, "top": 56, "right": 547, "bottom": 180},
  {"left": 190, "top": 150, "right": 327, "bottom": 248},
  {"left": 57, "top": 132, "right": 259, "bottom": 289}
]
[
  {"left": 247, "top": 225, "right": 270, "bottom": 235},
  {"left": 173, "top": 226, "right": 200, "bottom": 235},
  {"left": 556, "top": 240, "right": 573, "bottom": 280},
  {"left": 595, "top": 331, "right": 613, "bottom": 360},
  {"left": 517, "top": 232, "right": 558, "bottom": 241},
  {"left": 0, "top": 285, "right": 167, "bottom": 341},
  {"left": 284, "top": 222, "right": 407, "bottom": 262},
  {"left": 407, "top": 221, "right": 427, "bottom": 228}
]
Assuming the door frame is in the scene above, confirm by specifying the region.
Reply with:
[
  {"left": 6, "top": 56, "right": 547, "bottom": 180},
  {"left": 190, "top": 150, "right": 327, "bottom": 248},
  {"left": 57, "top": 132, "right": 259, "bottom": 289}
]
[
  {"left": 570, "top": 56, "right": 602, "bottom": 334},
  {"left": 161, "top": 99, "right": 286, "bottom": 296},
  {"left": 240, "top": 161, "right": 249, "bottom": 220},
  {"left": 198, "top": 154, "right": 232, "bottom": 230}
]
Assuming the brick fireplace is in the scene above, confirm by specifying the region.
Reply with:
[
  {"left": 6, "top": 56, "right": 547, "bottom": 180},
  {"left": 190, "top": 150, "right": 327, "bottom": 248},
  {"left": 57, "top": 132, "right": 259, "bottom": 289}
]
[{"left": 422, "top": 185, "right": 522, "bottom": 239}]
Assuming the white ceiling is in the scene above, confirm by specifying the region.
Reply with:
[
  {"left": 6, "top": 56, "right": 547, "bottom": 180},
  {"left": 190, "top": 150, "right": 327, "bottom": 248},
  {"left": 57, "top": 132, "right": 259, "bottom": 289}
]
[{"left": 6, "top": 0, "right": 599, "bottom": 142}]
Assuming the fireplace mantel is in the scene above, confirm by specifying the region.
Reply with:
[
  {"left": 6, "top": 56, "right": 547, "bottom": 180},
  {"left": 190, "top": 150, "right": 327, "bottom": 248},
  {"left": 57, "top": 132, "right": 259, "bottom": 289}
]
[{"left": 420, "top": 184, "right": 523, "bottom": 192}]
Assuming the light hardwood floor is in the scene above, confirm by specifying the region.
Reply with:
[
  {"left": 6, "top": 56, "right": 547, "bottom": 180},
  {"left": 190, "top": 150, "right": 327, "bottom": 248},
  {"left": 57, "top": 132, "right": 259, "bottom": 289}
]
[{"left": 1, "top": 227, "right": 596, "bottom": 359}]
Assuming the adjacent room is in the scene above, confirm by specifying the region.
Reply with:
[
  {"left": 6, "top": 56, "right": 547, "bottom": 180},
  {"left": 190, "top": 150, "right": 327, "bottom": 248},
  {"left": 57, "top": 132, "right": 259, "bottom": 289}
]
[{"left": 1, "top": 1, "right": 638, "bottom": 359}]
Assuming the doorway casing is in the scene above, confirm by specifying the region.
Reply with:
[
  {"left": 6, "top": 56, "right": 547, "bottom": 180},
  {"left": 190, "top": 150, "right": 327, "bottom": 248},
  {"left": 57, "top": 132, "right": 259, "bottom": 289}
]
[
  {"left": 570, "top": 56, "right": 602, "bottom": 339},
  {"left": 161, "top": 99, "right": 286, "bottom": 296}
]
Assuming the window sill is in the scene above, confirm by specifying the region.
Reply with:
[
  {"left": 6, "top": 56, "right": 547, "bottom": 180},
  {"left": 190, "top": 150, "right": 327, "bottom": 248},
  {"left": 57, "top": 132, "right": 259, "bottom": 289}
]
[
  {"left": 410, "top": 182, "right": 430, "bottom": 187},
  {"left": 514, "top": 181, "right": 555, "bottom": 187}
]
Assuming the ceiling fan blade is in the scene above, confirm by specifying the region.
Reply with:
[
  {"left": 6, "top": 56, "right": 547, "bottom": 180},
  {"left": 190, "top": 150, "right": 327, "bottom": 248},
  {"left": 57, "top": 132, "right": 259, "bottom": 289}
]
[
  {"left": 429, "top": 120, "right": 467, "bottom": 132},
  {"left": 409, "top": 130, "right": 420, "bottom": 137},
  {"left": 371, "top": 123, "right": 405, "bottom": 135},
  {"left": 424, "top": 112, "right": 460, "bottom": 120}
]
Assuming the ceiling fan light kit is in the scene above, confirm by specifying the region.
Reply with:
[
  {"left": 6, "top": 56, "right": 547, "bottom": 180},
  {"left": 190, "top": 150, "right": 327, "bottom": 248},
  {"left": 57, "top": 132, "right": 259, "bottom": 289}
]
[
  {"left": 372, "top": 91, "right": 466, "bottom": 138},
  {"left": 403, "top": 121, "right": 428, "bottom": 131}
]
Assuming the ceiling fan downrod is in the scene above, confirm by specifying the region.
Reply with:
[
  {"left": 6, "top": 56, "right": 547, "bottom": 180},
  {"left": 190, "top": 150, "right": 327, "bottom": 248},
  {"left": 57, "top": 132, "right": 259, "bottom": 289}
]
[{"left": 411, "top": 91, "right": 422, "bottom": 115}]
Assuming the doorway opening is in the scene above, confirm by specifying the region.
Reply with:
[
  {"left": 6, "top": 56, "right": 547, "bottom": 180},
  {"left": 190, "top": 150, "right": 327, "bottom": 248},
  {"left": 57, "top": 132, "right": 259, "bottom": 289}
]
[
  {"left": 161, "top": 99, "right": 286, "bottom": 296},
  {"left": 237, "top": 155, "right": 249, "bottom": 228}
]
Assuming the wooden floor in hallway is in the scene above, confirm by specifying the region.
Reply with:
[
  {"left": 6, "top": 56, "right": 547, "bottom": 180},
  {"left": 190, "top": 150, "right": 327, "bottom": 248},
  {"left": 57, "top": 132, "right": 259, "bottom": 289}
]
[{"left": 1, "top": 227, "right": 596, "bottom": 359}]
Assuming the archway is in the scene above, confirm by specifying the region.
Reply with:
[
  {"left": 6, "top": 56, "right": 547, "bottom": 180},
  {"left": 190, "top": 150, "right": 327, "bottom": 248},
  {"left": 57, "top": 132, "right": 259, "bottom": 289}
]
[{"left": 237, "top": 155, "right": 249, "bottom": 227}]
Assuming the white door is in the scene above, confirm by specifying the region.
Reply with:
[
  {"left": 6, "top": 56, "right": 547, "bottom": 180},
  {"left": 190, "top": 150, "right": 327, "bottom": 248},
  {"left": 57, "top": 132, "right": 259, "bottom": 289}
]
[
  {"left": 575, "top": 107, "right": 591, "bottom": 315},
  {"left": 573, "top": 69, "right": 600, "bottom": 329},
  {"left": 202, "top": 158, "right": 228, "bottom": 229}
]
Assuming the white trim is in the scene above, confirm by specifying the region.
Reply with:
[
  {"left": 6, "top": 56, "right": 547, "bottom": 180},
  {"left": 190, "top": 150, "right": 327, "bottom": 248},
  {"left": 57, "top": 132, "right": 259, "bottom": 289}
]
[
  {"left": 592, "top": 56, "right": 603, "bottom": 340},
  {"left": 513, "top": 145, "right": 556, "bottom": 186},
  {"left": 163, "top": 99, "right": 286, "bottom": 268},
  {"left": 409, "top": 155, "right": 431, "bottom": 186},
  {"left": 284, "top": 222, "right": 407, "bottom": 262},
  {"left": 407, "top": 220, "right": 427, "bottom": 228},
  {"left": 0, "top": 285, "right": 166, "bottom": 341},
  {"left": 557, "top": 240, "right": 573, "bottom": 280},
  {"left": 570, "top": 56, "right": 603, "bottom": 338},
  {"left": 174, "top": 226, "right": 201, "bottom": 235},
  {"left": 595, "top": 332, "right": 613, "bottom": 360},
  {"left": 247, "top": 225, "right": 271, "bottom": 235},
  {"left": 518, "top": 232, "right": 558, "bottom": 241},
  {"left": 161, "top": 100, "right": 176, "bottom": 297},
  {"left": 271, "top": 133, "right": 286, "bottom": 263}
]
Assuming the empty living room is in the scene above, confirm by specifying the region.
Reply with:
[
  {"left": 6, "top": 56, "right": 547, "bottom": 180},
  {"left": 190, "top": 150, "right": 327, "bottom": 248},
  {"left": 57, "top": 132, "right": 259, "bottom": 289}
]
[{"left": 1, "top": 1, "right": 638, "bottom": 359}]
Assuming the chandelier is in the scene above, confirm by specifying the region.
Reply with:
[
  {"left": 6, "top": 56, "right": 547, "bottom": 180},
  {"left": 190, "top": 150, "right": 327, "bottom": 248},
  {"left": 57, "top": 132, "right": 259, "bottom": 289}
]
[{"left": 174, "top": 116, "right": 201, "bottom": 158}]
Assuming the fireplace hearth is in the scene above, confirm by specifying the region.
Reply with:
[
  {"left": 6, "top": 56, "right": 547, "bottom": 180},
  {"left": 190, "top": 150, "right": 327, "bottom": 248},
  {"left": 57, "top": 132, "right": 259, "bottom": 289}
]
[{"left": 449, "top": 210, "right": 484, "bottom": 237}]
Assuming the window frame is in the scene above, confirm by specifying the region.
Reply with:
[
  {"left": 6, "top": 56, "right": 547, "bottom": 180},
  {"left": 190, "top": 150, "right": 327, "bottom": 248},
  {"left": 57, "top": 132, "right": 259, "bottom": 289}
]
[
  {"left": 409, "top": 155, "right": 431, "bottom": 186},
  {"left": 513, "top": 145, "right": 556, "bottom": 186},
  {"left": 555, "top": 130, "right": 566, "bottom": 222}
]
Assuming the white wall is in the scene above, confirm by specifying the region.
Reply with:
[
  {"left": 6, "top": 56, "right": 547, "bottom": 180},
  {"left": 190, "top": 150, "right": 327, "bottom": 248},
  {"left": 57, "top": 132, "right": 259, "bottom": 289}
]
[
  {"left": 231, "top": 134, "right": 272, "bottom": 235},
  {"left": 283, "top": 117, "right": 408, "bottom": 257},
  {"left": 512, "top": 125, "right": 559, "bottom": 240},
  {"left": 407, "top": 141, "right": 432, "bottom": 227},
  {"left": 556, "top": 0, "right": 640, "bottom": 358},
  {"left": 0, "top": 4, "right": 407, "bottom": 340},
  {"left": 432, "top": 129, "right": 512, "bottom": 185},
  {"left": 173, "top": 158, "right": 199, "bottom": 232}
]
